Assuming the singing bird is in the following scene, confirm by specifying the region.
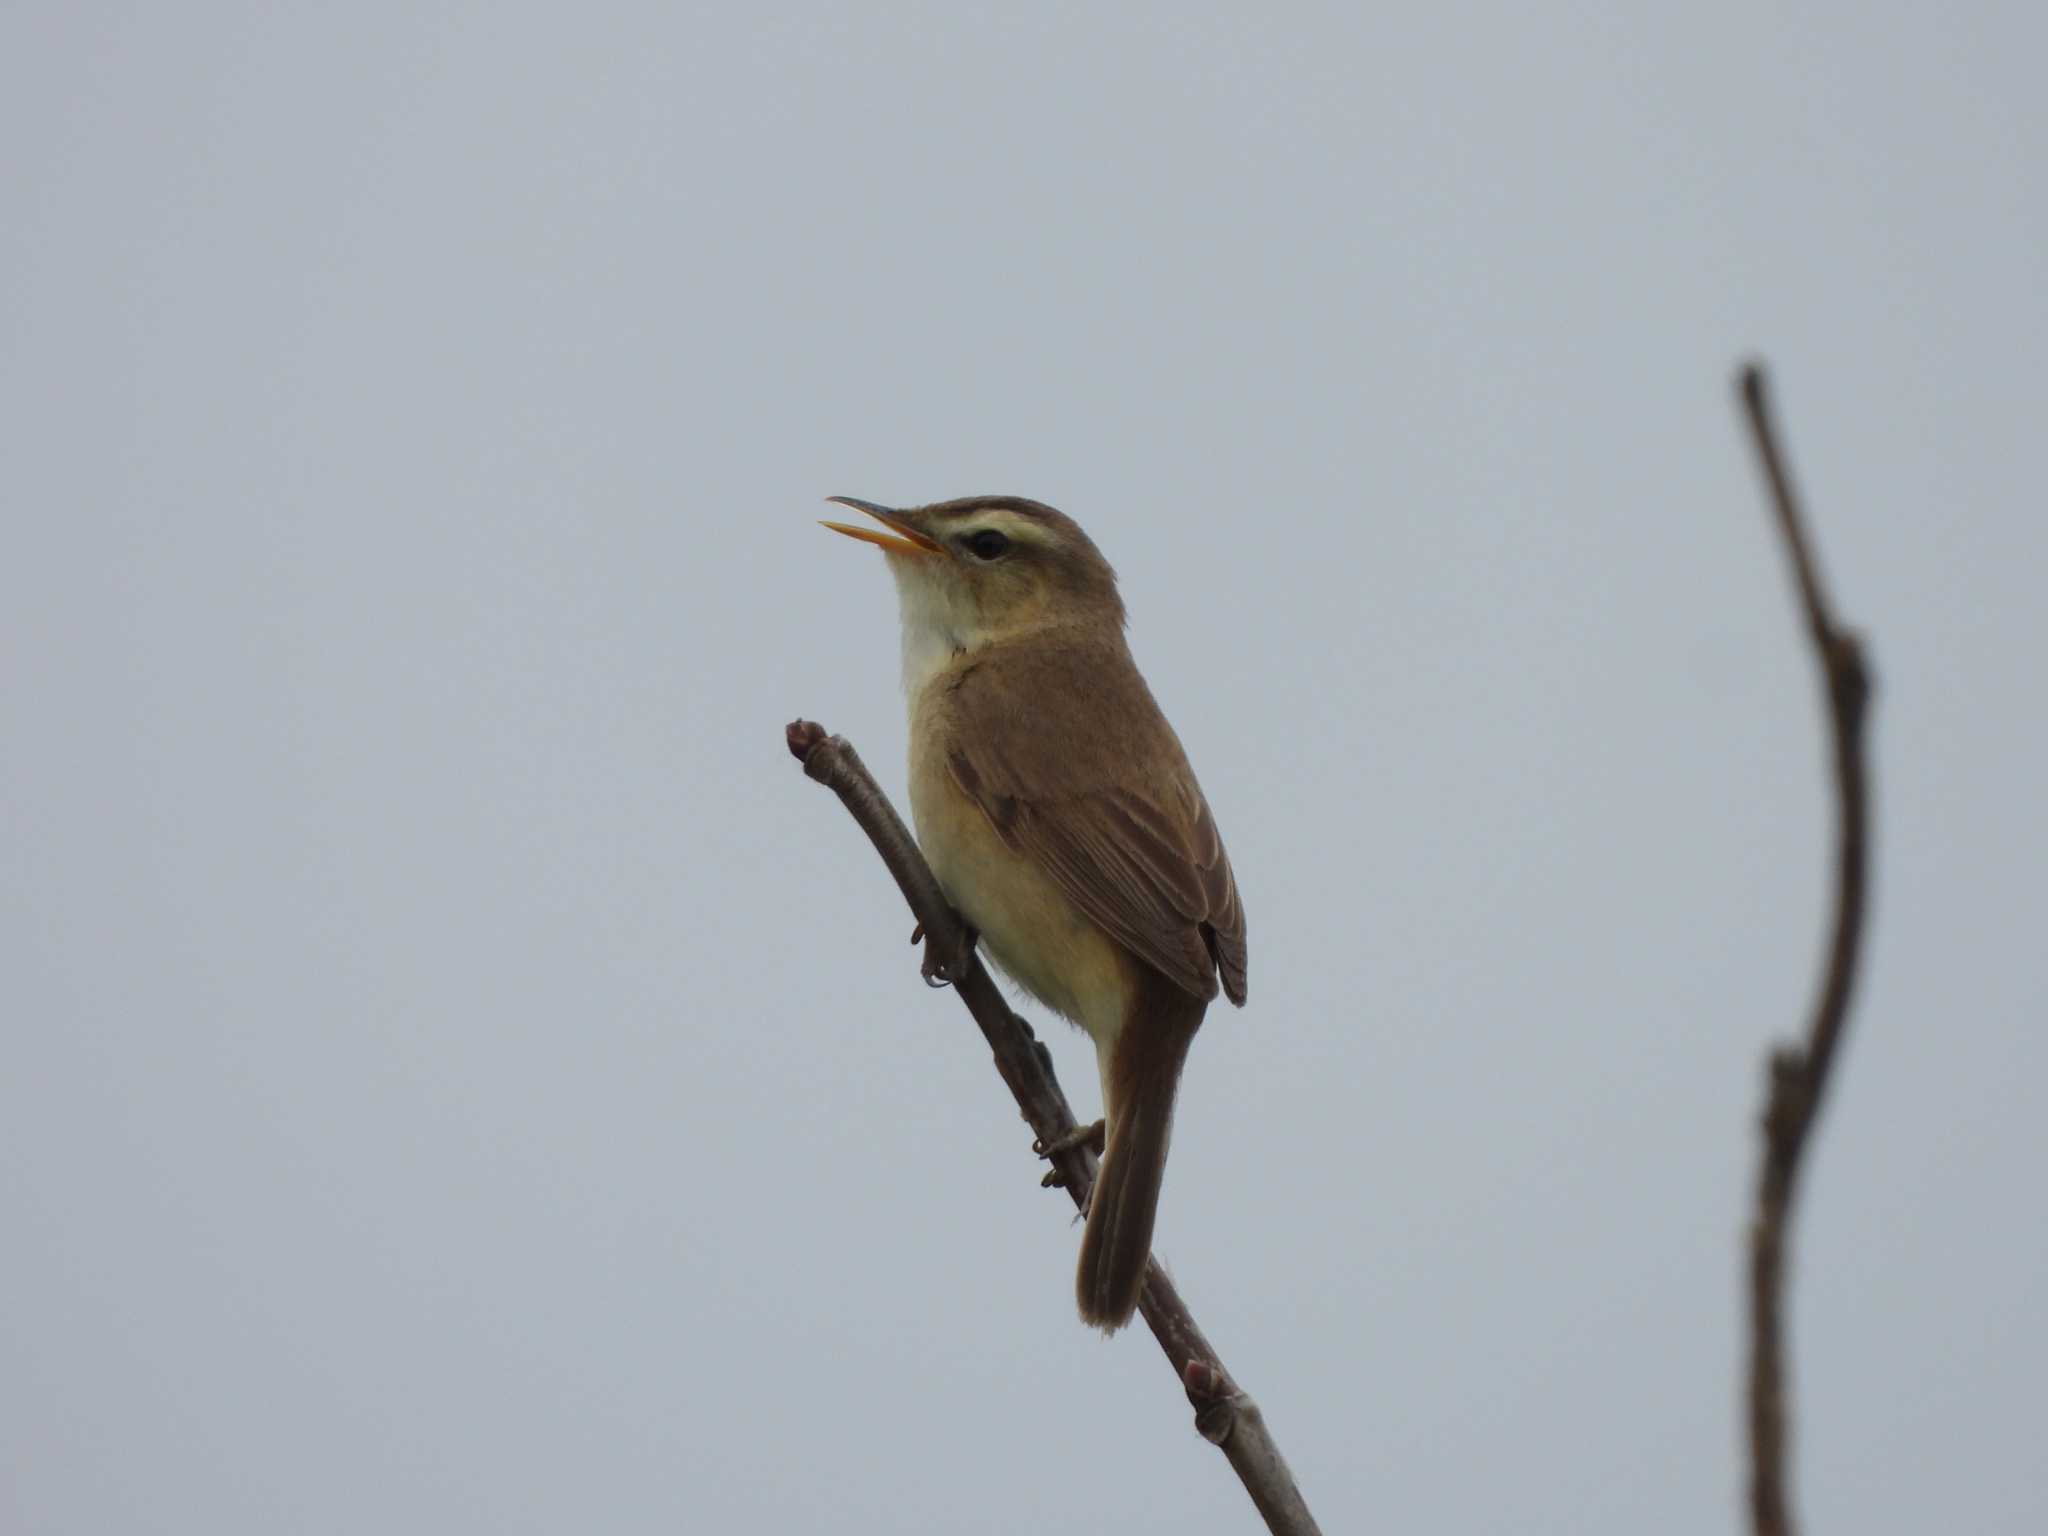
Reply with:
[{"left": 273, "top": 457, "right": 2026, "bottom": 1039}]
[{"left": 822, "top": 495, "right": 1248, "bottom": 1330}]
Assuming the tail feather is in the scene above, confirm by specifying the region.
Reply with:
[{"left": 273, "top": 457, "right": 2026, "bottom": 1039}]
[{"left": 1076, "top": 1020, "right": 1195, "bottom": 1331}]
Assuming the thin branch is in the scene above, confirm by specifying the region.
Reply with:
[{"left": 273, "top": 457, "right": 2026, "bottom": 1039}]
[
  {"left": 1737, "top": 362, "right": 1875, "bottom": 1536},
  {"left": 786, "top": 719, "right": 1321, "bottom": 1536}
]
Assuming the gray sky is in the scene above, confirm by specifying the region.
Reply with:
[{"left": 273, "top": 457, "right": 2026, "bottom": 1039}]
[{"left": 4, "top": 4, "right": 2044, "bottom": 1532}]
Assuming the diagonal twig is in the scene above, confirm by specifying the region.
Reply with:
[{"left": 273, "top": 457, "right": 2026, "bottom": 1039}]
[
  {"left": 786, "top": 719, "right": 1321, "bottom": 1536},
  {"left": 1737, "top": 362, "right": 1876, "bottom": 1536}
]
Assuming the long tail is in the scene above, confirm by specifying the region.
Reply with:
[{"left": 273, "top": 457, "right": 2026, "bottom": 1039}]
[{"left": 1076, "top": 1015, "right": 1197, "bottom": 1331}]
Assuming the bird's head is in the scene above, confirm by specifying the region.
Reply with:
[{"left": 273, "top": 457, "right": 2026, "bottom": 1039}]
[{"left": 822, "top": 495, "right": 1125, "bottom": 652}]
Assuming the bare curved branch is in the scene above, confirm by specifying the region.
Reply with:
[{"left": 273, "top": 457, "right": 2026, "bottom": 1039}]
[
  {"left": 1737, "top": 362, "right": 1876, "bottom": 1536},
  {"left": 786, "top": 718, "right": 1321, "bottom": 1536}
]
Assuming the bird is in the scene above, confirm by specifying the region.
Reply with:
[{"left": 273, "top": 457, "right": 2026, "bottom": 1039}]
[{"left": 821, "top": 494, "right": 1247, "bottom": 1330}]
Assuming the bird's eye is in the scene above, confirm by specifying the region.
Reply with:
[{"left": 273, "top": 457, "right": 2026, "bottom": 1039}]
[{"left": 964, "top": 529, "right": 1011, "bottom": 561}]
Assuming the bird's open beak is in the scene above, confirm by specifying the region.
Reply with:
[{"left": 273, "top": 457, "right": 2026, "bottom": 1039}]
[{"left": 820, "top": 496, "right": 944, "bottom": 558}]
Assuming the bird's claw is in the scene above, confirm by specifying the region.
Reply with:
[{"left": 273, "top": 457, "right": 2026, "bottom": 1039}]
[
  {"left": 912, "top": 921, "right": 977, "bottom": 988},
  {"left": 1034, "top": 1117, "right": 1107, "bottom": 1185}
]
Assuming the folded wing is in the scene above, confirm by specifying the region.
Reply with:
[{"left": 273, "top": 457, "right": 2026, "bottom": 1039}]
[{"left": 946, "top": 640, "right": 1248, "bottom": 1007}]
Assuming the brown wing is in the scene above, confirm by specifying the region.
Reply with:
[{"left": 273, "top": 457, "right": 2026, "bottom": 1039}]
[{"left": 946, "top": 637, "right": 1248, "bottom": 1006}]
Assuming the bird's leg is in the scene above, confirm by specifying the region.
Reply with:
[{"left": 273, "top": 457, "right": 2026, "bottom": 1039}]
[{"left": 910, "top": 921, "right": 978, "bottom": 988}]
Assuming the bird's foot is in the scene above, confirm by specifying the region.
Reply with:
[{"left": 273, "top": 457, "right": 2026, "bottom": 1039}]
[
  {"left": 1037, "top": 1118, "right": 1107, "bottom": 1159},
  {"left": 911, "top": 921, "right": 978, "bottom": 988},
  {"left": 1035, "top": 1118, "right": 1107, "bottom": 1188}
]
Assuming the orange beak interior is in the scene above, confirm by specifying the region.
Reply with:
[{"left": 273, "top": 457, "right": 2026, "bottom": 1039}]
[{"left": 820, "top": 497, "right": 943, "bottom": 557}]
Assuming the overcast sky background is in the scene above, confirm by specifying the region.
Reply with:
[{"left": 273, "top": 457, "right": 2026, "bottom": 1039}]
[{"left": 5, "top": 4, "right": 2044, "bottom": 1532}]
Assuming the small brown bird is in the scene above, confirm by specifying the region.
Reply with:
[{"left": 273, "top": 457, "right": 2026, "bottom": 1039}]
[{"left": 822, "top": 494, "right": 1247, "bottom": 1330}]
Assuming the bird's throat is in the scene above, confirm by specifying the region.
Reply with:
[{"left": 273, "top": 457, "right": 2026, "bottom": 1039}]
[
  {"left": 886, "top": 557, "right": 980, "bottom": 697},
  {"left": 900, "top": 617, "right": 968, "bottom": 698}
]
